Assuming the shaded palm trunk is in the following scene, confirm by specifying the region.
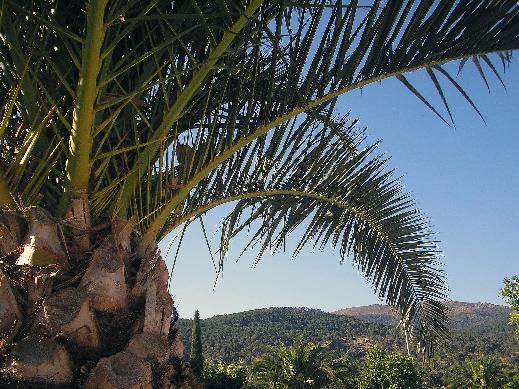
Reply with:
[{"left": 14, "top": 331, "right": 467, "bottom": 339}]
[{"left": 0, "top": 207, "right": 192, "bottom": 388}]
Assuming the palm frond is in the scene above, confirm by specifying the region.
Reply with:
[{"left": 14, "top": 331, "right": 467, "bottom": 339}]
[
  {"left": 2, "top": 1, "right": 516, "bottom": 219},
  {"left": 136, "top": 0, "right": 518, "bottom": 251},
  {"left": 158, "top": 112, "right": 448, "bottom": 354},
  {"left": 65, "top": 0, "right": 109, "bottom": 199},
  {"left": 114, "top": 0, "right": 264, "bottom": 218},
  {"left": 0, "top": 175, "right": 12, "bottom": 208}
]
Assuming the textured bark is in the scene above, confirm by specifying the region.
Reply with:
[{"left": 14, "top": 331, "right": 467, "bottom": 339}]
[
  {"left": 0, "top": 210, "right": 25, "bottom": 257},
  {"left": 17, "top": 207, "right": 68, "bottom": 268},
  {"left": 7, "top": 336, "right": 73, "bottom": 384},
  {"left": 0, "top": 270, "right": 22, "bottom": 338},
  {"left": 40, "top": 286, "right": 101, "bottom": 350},
  {"left": 84, "top": 350, "right": 153, "bottom": 389},
  {"left": 0, "top": 207, "right": 191, "bottom": 388},
  {"left": 80, "top": 237, "right": 129, "bottom": 312}
]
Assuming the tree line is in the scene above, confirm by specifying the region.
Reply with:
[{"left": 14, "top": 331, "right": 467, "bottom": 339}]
[
  {"left": 185, "top": 284, "right": 519, "bottom": 388},
  {"left": 193, "top": 335, "right": 519, "bottom": 388}
]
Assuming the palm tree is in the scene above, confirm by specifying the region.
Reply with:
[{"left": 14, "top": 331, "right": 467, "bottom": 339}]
[
  {"left": 0, "top": 0, "right": 517, "bottom": 387},
  {"left": 452, "top": 358, "right": 506, "bottom": 389},
  {"left": 466, "top": 358, "right": 505, "bottom": 389},
  {"left": 250, "top": 338, "right": 333, "bottom": 388}
]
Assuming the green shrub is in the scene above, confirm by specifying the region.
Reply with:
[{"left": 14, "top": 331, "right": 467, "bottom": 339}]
[
  {"left": 358, "top": 346, "right": 423, "bottom": 389},
  {"left": 203, "top": 360, "right": 250, "bottom": 389}
]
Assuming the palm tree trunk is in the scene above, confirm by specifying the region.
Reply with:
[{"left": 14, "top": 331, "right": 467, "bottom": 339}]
[{"left": 0, "top": 207, "right": 194, "bottom": 388}]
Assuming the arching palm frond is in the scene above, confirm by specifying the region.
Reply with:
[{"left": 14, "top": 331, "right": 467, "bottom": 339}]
[
  {"left": 138, "top": 0, "right": 519, "bottom": 248},
  {"left": 160, "top": 112, "right": 447, "bottom": 353}
]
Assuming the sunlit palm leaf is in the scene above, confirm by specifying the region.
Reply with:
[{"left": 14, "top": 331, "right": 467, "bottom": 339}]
[{"left": 138, "top": 0, "right": 518, "bottom": 249}]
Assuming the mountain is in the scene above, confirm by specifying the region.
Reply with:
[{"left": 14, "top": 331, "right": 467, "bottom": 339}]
[
  {"left": 177, "top": 307, "right": 400, "bottom": 363},
  {"left": 334, "top": 301, "right": 510, "bottom": 333},
  {"left": 176, "top": 302, "right": 517, "bottom": 365}
]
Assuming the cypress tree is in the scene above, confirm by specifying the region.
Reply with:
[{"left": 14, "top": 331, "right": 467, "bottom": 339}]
[{"left": 190, "top": 310, "right": 204, "bottom": 377}]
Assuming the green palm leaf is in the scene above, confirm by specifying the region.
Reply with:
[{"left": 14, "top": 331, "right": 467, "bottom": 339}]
[{"left": 159, "top": 113, "right": 448, "bottom": 352}]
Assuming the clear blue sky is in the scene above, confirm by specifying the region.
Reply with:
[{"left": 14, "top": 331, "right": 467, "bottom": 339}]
[{"left": 162, "top": 58, "right": 519, "bottom": 319}]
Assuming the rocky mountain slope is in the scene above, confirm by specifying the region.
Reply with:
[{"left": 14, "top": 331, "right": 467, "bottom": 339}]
[{"left": 334, "top": 301, "right": 510, "bottom": 333}]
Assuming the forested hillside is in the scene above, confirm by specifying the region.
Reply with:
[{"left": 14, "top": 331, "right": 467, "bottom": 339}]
[
  {"left": 177, "top": 303, "right": 518, "bottom": 371},
  {"left": 178, "top": 307, "right": 401, "bottom": 362}
]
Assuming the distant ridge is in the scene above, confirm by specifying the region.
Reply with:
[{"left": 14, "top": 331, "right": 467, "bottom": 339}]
[{"left": 333, "top": 301, "right": 510, "bottom": 331}]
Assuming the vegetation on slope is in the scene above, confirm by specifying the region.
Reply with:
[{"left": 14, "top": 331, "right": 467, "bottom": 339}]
[
  {"left": 177, "top": 303, "right": 518, "bottom": 386},
  {"left": 502, "top": 277, "right": 519, "bottom": 340},
  {"left": 178, "top": 307, "right": 398, "bottom": 363}
]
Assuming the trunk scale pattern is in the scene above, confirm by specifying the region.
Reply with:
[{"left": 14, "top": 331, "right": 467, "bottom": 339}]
[{"left": 0, "top": 207, "right": 195, "bottom": 388}]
